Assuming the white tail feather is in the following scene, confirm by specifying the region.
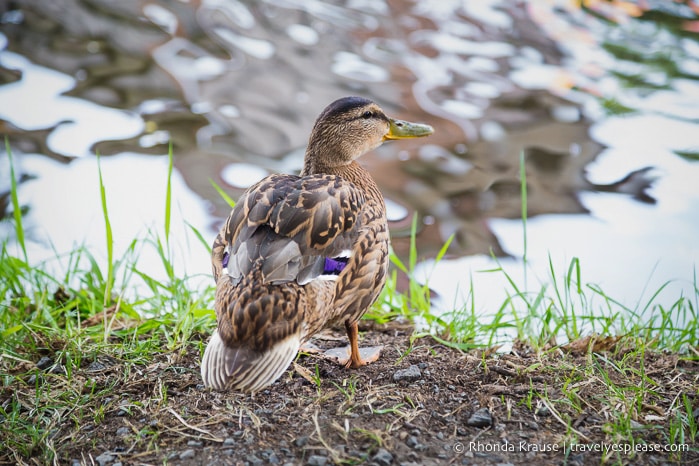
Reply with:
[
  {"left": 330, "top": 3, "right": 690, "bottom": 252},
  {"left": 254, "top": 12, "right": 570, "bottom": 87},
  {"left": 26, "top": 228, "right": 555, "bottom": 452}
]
[{"left": 201, "top": 329, "right": 301, "bottom": 392}]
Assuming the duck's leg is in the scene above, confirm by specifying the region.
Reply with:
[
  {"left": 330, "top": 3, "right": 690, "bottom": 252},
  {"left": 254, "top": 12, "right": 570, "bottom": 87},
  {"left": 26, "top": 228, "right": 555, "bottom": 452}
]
[
  {"left": 344, "top": 320, "right": 367, "bottom": 368},
  {"left": 322, "top": 320, "right": 382, "bottom": 368}
]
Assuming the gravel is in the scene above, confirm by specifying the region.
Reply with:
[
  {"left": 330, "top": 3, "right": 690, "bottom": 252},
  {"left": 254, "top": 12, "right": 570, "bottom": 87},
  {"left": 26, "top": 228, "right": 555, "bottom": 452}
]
[{"left": 392, "top": 365, "right": 422, "bottom": 383}]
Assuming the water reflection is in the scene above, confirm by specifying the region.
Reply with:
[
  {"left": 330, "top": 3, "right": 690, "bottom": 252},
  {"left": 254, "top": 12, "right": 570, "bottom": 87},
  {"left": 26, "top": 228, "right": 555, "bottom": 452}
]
[{"left": 1, "top": 0, "right": 697, "bottom": 312}]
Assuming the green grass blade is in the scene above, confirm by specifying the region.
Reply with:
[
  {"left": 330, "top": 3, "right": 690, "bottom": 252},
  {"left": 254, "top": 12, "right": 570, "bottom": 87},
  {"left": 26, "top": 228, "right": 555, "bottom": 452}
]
[
  {"left": 210, "top": 179, "right": 236, "bottom": 209},
  {"left": 6, "top": 138, "right": 27, "bottom": 262},
  {"left": 97, "top": 153, "right": 114, "bottom": 306},
  {"left": 165, "top": 142, "right": 174, "bottom": 243},
  {"left": 519, "top": 150, "right": 528, "bottom": 288}
]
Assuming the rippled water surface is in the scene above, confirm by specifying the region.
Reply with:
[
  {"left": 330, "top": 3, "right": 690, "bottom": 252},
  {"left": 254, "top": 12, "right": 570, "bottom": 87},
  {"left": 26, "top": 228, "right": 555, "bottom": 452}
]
[{"left": 1, "top": 0, "right": 698, "bottom": 325}]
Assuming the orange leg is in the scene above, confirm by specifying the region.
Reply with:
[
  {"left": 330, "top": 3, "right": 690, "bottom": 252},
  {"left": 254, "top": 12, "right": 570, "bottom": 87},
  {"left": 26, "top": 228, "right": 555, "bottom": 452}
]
[
  {"left": 321, "top": 322, "right": 383, "bottom": 367},
  {"left": 344, "top": 320, "right": 382, "bottom": 368},
  {"left": 345, "top": 320, "right": 363, "bottom": 369}
]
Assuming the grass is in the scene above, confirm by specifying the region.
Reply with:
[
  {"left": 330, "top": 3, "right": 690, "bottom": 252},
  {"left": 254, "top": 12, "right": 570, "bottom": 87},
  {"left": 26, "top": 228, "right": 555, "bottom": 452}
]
[{"left": 1, "top": 144, "right": 697, "bottom": 465}]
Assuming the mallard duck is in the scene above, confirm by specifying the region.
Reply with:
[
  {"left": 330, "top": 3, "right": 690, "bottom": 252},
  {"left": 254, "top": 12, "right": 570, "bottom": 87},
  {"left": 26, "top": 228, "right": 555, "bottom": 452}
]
[{"left": 201, "top": 96, "right": 433, "bottom": 392}]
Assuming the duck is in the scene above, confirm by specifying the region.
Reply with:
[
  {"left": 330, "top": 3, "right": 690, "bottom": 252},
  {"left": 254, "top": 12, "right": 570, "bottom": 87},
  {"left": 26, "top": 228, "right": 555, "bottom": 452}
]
[{"left": 201, "top": 96, "right": 433, "bottom": 392}]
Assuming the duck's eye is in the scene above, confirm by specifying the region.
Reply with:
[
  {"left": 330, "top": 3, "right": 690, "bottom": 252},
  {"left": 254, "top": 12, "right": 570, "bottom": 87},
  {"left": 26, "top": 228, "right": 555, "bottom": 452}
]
[{"left": 362, "top": 111, "right": 373, "bottom": 119}]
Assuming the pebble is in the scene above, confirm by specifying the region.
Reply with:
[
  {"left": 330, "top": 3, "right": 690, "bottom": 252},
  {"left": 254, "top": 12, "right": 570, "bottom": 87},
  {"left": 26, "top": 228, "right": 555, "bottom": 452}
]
[
  {"left": 187, "top": 440, "right": 203, "bottom": 447},
  {"left": 467, "top": 408, "right": 493, "bottom": 427},
  {"left": 223, "top": 437, "right": 235, "bottom": 446},
  {"left": 405, "top": 435, "right": 420, "bottom": 448},
  {"left": 245, "top": 454, "right": 263, "bottom": 466},
  {"left": 294, "top": 436, "right": 308, "bottom": 447},
  {"left": 86, "top": 361, "right": 107, "bottom": 372},
  {"left": 94, "top": 453, "right": 115, "bottom": 466},
  {"left": 179, "top": 449, "right": 195, "bottom": 460},
  {"left": 392, "top": 365, "right": 422, "bottom": 383},
  {"left": 115, "top": 427, "right": 130, "bottom": 436},
  {"left": 36, "top": 356, "right": 53, "bottom": 370},
  {"left": 307, "top": 455, "right": 327, "bottom": 466},
  {"left": 372, "top": 448, "right": 393, "bottom": 466},
  {"left": 535, "top": 404, "right": 550, "bottom": 417}
]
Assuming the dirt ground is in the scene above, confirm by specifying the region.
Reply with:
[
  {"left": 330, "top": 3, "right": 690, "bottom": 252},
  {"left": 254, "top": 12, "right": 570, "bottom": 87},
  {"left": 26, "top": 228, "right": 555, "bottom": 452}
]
[{"left": 4, "top": 323, "right": 698, "bottom": 466}]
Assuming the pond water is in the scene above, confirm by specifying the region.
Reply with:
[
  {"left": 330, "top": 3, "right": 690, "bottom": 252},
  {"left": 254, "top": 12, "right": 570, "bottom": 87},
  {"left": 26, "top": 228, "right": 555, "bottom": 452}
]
[{"left": 1, "top": 1, "right": 698, "bottom": 333}]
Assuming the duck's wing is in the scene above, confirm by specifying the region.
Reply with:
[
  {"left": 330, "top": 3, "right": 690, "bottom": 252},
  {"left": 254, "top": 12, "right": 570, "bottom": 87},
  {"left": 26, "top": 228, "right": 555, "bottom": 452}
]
[
  {"left": 204, "top": 173, "right": 364, "bottom": 392},
  {"left": 212, "top": 173, "right": 364, "bottom": 286}
]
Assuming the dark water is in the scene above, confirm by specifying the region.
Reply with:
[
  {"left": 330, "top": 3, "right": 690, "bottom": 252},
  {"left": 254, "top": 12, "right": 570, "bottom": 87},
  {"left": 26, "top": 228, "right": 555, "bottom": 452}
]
[{"left": 1, "top": 0, "right": 698, "bottom": 311}]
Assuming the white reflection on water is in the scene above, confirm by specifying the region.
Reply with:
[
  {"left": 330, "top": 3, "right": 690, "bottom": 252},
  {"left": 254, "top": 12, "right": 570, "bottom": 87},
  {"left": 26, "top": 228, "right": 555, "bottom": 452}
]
[
  {"left": 11, "top": 153, "right": 213, "bottom": 294},
  {"left": 0, "top": 50, "right": 143, "bottom": 158},
  {"left": 417, "top": 99, "right": 699, "bottom": 339}
]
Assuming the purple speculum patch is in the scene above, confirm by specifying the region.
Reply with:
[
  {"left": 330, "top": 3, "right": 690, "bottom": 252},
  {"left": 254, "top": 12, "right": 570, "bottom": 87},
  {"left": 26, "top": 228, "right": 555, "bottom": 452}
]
[
  {"left": 323, "top": 256, "right": 348, "bottom": 275},
  {"left": 222, "top": 251, "right": 229, "bottom": 268}
]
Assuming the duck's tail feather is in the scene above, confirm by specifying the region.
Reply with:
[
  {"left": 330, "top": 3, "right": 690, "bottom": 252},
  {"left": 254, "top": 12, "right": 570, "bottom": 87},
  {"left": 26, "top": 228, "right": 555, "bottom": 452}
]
[{"left": 201, "top": 329, "right": 301, "bottom": 392}]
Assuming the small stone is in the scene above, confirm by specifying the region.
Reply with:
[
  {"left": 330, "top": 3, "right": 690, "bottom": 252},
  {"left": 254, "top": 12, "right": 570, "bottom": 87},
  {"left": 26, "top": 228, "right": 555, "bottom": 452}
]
[
  {"left": 36, "top": 356, "right": 53, "bottom": 370},
  {"left": 417, "top": 362, "right": 428, "bottom": 370},
  {"left": 94, "top": 453, "right": 115, "bottom": 466},
  {"left": 116, "top": 427, "right": 130, "bottom": 436},
  {"left": 393, "top": 365, "right": 422, "bottom": 383},
  {"left": 71, "top": 460, "right": 81, "bottom": 466},
  {"left": 535, "top": 404, "right": 550, "bottom": 417},
  {"left": 405, "top": 435, "right": 420, "bottom": 448},
  {"left": 294, "top": 435, "right": 308, "bottom": 447},
  {"left": 467, "top": 408, "right": 493, "bottom": 427},
  {"left": 86, "top": 361, "right": 106, "bottom": 372},
  {"left": 113, "top": 463, "right": 123, "bottom": 466},
  {"left": 49, "top": 364, "right": 65, "bottom": 375},
  {"left": 179, "top": 449, "right": 195, "bottom": 460},
  {"left": 307, "top": 455, "right": 327, "bottom": 466},
  {"left": 223, "top": 437, "right": 235, "bottom": 446},
  {"left": 245, "top": 454, "right": 263, "bottom": 466},
  {"left": 372, "top": 448, "right": 393, "bottom": 466},
  {"left": 187, "top": 440, "right": 203, "bottom": 447}
]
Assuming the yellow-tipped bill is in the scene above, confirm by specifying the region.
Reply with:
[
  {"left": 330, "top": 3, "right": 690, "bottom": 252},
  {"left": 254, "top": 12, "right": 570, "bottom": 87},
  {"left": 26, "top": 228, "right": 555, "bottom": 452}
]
[{"left": 384, "top": 119, "right": 434, "bottom": 140}]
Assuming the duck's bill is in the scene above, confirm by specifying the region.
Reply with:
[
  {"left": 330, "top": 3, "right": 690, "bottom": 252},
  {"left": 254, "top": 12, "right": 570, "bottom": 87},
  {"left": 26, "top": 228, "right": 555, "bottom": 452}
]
[{"left": 384, "top": 119, "right": 434, "bottom": 140}]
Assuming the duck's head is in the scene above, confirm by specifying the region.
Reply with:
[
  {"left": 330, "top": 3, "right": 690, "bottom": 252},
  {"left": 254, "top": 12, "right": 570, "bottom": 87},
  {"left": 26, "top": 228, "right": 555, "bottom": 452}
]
[{"left": 303, "top": 96, "right": 433, "bottom": 174}]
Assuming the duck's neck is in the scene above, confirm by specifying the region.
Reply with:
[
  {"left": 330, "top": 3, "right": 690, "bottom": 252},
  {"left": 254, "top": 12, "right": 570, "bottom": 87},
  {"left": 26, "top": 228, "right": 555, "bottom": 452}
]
[{"left": 301, "top": 160, "right": 384, "bottom": 207}]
